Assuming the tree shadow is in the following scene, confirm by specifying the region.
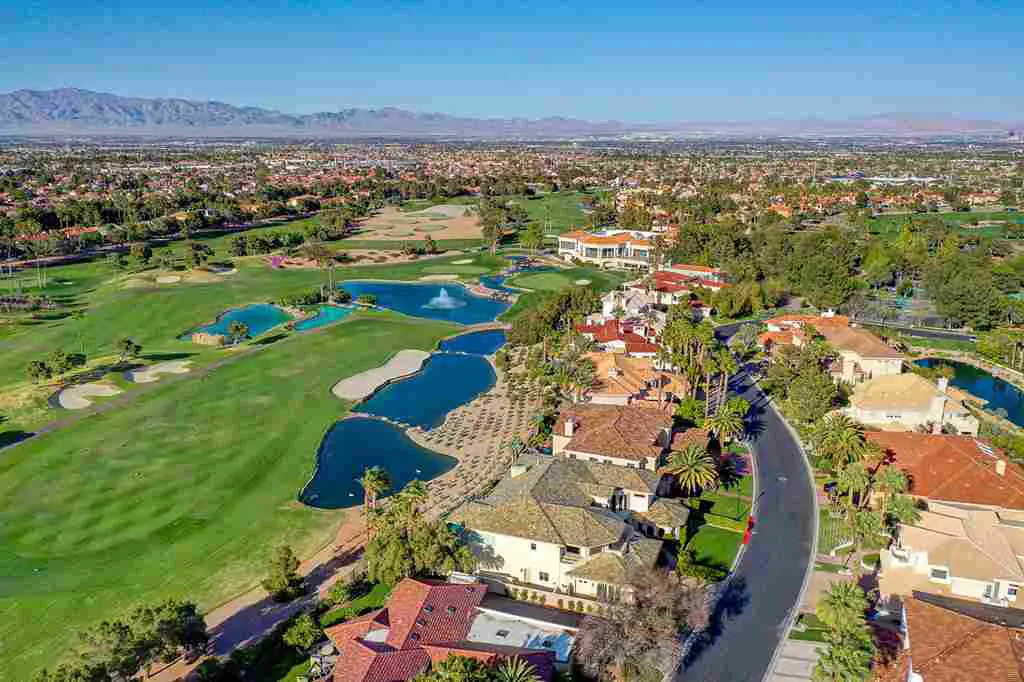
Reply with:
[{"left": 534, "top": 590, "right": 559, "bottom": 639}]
[
  {"left": 253, "top": 332, "right": 288, "bottom": 346},
  {"left": 682, "top": 576, "right": 751, "bottom": 668},
  {"left": 0, "top": 429, "right": 33, "bottom": 449},
  {"left": 142, "top": 351, "right": 196, "bottom": 362}
]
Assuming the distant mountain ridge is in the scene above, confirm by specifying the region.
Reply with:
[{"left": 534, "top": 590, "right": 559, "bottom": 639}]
[{"left": 0, "top": 88, "right": 1017, "bottom": 138}]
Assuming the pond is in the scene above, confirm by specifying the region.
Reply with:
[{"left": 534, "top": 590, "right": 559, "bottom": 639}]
[
  {"left": 339, "top": 281, "right": 508, "bottom": 324},
  {"left": 358, "top": 352, "right": 496, "bottom": 429},
  {"left": 294, "top": 305, "right": 354, "bottom": 332},
  {"left": 439, "top": 329, "right": 507, "bottom": 355},
  {"left": 299, "top": 330, "right": 505, "bottom": 510},
  {"left": 916, "top": 358, "right": 1024, "bottom": 427},
  {"left": 185, "top": 303, "right": 290, "bottom": 339},
  {"left": 298, "top": 417, "right": 456, "bottom": 509}
]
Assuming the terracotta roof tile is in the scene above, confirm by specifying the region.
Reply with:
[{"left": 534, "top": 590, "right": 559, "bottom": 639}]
[
  {"left": 555, "top": 404, "right": 673, "bottom": 462},
  {"left": 867, "top": 432, "right": 1024, "bottom": 509}
]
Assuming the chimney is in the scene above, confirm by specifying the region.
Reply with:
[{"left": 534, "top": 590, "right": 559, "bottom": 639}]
[
  {"left": 931, "top": 422, "right": 942, "bottom": 435},
  {"left": 564, "top": 417, "right": 577, "bottom": 437},
  {"left": 937, "top": 377, "right": 949, "bottom": 394},
  {"left": 997, "top": 459, "right": 1007, "bottom": 477}
]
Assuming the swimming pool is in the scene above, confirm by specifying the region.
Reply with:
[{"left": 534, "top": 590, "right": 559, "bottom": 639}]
[{"left": 339, "top": 281, "right": 509, "bottom": 324}]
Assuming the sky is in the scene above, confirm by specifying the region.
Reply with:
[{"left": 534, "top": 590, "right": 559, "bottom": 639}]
[{"left": 2, "top": 0, "right": 1022, "bottom": 122}]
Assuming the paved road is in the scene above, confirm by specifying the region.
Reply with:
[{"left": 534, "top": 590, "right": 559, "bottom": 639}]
[{"left": 679, "top": 369, "right": 816, "bottom": 682}]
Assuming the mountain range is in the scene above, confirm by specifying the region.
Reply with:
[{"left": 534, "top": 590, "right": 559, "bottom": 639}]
[{"left": 0, "top": 88, "right": 1018, "bottom": 139}]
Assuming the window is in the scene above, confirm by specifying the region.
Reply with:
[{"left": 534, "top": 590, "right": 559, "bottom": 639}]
[
  {"left": 929, "top": 567, "right": 950, "bottom": 581},
  {"left": 542, "top": 640, "right": 554, "bottom": 649},
  {"left": 415, "top": 618, "right": 426, "bottom": 626},
  {"left": 539, "top": 571, "right": 550, "bottom": 582},
  {"left": 496, "top": 630, "right": 510, "bottom": 638},
  {"left": 1009, "top": 585, "right": 1019, "bottom": 597},
  {"left": 423, "top": 605, "right": 434, "bottom": 613},
  {"left": 530, "top": 543, "right": 537, "bottom": 551},
  {"left": 627, "top": 463, "right": 635, "bottom": 469},
  {"left": 446, "top": 606, "right": 457, "bottom": 615}
]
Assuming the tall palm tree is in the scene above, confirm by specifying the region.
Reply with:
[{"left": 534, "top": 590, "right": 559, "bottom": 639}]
[
  {"left": 713, "top": 348, "right": 738, "bottom": 413},
  {"left": 836, "top": 462, "right": 870, "bottom": 512},
  {"left": 811, "top": 414, "right": 869, "bottom": 472},
  {"left": 493, "top": 657, "right": 540, "bottom": 682},
  {"left": 816, "top": 581, "right": 867, "bottom": 631},
  {"left": 358, "top": 466, "right": 391, "bottom": 514},
  {"left": 873, "top": 465, "right": 908, "bottom": 528},
  {"left": 662, "top": 445, "right": 719, "bottom": 496},
  {"left": 886, "top": 494, "right": 921, "bottom": 529}
]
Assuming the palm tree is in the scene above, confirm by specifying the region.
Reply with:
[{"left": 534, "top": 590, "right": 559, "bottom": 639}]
[
  {"left": 873, "top": 465, "right": 908, "bottom": 529},
  {"left": 816, "top": 581, "right": 868, "bottom": 631},
  {"left": 662, "top": 445, "right": 719, "bottom": 496},
  {"left": 886, "top": 494, "right": 921, "bottom": 529},
  {"left": 492, "top": 657, "right": 539, "bottom": 682},
  {"left": 713, "top": 348, "right": 738, "bottom": 413},
  {"left": 358, "top": 466, "right": 391, "bottom": 514},
  {"left": 705, "top": 408, "right": 745, "bottom": 445},
  {"left": 845, "top": 507, "right": 882, "bottom": 576},
  {"left": 811, "top": 414, "right": 869, "bottom": 472},
  {"left": 836, "top": 462, "right": 870, "bottom": 512},
  {"left": 227, "top": 321, "right": 250, "bottom": 345}
]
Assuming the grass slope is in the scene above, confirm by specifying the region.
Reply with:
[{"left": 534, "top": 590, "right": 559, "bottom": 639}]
[{"left": 0, "top": 312, "right": 458, "bottom": 680}]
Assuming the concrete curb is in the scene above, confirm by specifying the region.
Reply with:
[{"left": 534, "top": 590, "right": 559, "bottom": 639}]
[{"left": 760, "top": 393, "right": 820, "bottom": 682}]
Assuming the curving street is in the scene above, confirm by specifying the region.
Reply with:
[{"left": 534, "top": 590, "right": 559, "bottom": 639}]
[{"left": 679, "top": 368, "right": 817, "bottom": 682}]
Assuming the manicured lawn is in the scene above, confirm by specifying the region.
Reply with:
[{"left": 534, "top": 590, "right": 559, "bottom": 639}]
[
  {"left": 790, "top": 613, "right": 829, "bottom": 643},
  {"left": 0, "top": 313, "right": 459, "bottom": 680},
  {"left": 687, "top": 525, "right": 744, "bottom": 570},
  {"left": 0, "top": 253, "right": 506, "bottom": 433},
  {"left": 818, "top": 509, "right": 852, "bottom": 554},
  {"left": 867, "top": 210, "right": 1022, "bottom": 240},
  {"left": 506, "top": 266, "right": 629, "bottom": 293},
  {"left": 513, "top": 191, "right": 591, "bottom": 236},
  {"left": 319, "top": 583, "right": 392, "bottom": 627}
]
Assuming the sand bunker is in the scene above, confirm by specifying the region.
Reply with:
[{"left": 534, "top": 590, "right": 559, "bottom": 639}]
[
  {"left": 451, "top": 259, "right": 474, "bottom": 265},
  {"left": 407, "top": 204, "right": 471, "bottom": 219},
  {"left": 419, "top": 274, "right": 460, "bottom": 281},
  {"left": 332, "top": 350, "right": 431, "bottom": 402},
  {"left": 156, "top": 275, "right": 181, "bottom": 284},
  {"left": 57, "top": 382, "right": 122, "bottom": 410},
  {"left": 124, "top": 360, "right": 193, "bottom": 384},
  {"left": 574, "top": 279, "right": 592, "bottom": 285}
]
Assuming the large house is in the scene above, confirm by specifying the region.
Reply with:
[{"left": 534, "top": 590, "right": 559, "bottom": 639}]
[
  {"left": 866, "top": 432, "right": 1024, "bottom": 509},
  {"left": 575, "top": 318, "right": 660, "bottom": 356},
  {"left": 876, "top": 594, "right": 1024, "bottom": 681},
  {"left": 845, "top": 374, "right": 979, "bottom": 435},
  {"left": 880, "top": 501, "right": 1024, "bottom": 606},
  {"left": 457, "top": 455, "right": 682, "bottom": 602},
  {"left": 323, "top": 578, "right": 567, "bottom": 682},
  {"left": 760, "top": 313, "right": 903, "bottom": 384},
  {"left": 553, "top": 404, "right": 680, "bottom": 470},
  {"left": 584, "top": 352, "right": 688, "bottom": 406},
  {"left": 557, "top": 230, "right": 657, "bottom": 270}
]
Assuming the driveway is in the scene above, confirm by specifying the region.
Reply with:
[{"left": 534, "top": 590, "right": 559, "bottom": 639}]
[{"left": 679, "top": 369, "right": 817, "bottom": 681}]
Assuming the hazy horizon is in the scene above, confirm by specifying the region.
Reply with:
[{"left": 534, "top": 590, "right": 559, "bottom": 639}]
[{"left": 4, "top": 0, "right": 1022, "bottom": 122}]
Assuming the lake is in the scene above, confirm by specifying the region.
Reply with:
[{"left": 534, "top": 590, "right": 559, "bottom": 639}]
[
  {"left": 298, "top": 417, "right": 456, "bottom": 509},
  {"left": 295, "top": 304, "right": 354, "bottom": 332},
  {"left": 186, "top": 303, "right": 290, "bottom": 339},
  {"left": 339, "top": 281, "right": 508, "bottom": 324},
  {"left": 916, "top": 358, "right": 1024, "bottom": 427}
]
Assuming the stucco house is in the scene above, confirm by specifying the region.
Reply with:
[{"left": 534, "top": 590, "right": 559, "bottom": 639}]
[
  {"left": 584, "top": 352, "right": 688, "bottom": 406},
  {"left": 557, "top": 229, "right": 657, "bottom": 270},
  {"left": 881, "top": 502, "right": 1024, "bottom": 607},
  {"left": 760, "top": 313, "right": 903, "bottom": 384},
  {"left": 845, "top": 374, "right": 979, "bottom": 435},
  {"left": 456, "top": 455, "right": 676, "bottom": 602}
]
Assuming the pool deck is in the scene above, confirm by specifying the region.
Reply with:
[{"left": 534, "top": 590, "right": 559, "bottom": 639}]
[{"left": 331, "top": 349, "right": 431, "bottom": 402}]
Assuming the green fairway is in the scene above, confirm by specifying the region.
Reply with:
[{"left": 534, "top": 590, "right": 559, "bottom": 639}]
[
  {"left": 866, "top": 210, "right": 1022, "bottom": 240},
  {"left": 0, "top": 312, "right": 458, "bottom": 680},
  {"left": 507, "top": 266, "right": 628, "bottom": 292},
  {"left": 0, "top": 252, "right": 506, "bottom": 433},
  {"left": 511, "top": 191, "right": 591, "bottom": 236}
]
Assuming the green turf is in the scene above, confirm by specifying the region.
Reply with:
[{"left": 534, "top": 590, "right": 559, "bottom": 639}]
[
  {"left": 687, "top": 525, "right": 744, "bottom": 570},
  {"left": 0, "top": 312, "right": 459, "bottom": 680},
  {"left": 319, "top": 583, "right": 392, "bottom": 627},
  {"left": 790, "top": 613, "right": 829, "bottom": 642},
  {"left": 506, "top": 266, "right": 628, "bottom": 293},
  {"left": 512, "top": 192, "right": 591, "bottom": 235},
  {"left": 866, "top": 210, "right": 1022, "bottom": 240},
  {"left": 818, "top": 510, "right": 853, "bottom": 554}
]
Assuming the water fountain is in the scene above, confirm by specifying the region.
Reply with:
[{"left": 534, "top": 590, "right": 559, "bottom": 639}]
[{"left": 423, "top": 287, "right": 466, "bottom": 310}]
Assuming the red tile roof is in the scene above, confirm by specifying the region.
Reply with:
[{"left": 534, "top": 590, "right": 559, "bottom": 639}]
[
  {"left": 327, "top": 579, "right": 554, "bottom": 682},
  {"left": 866, "top": 432, "right": 1024, "bottom": 509},
  {"left": 555, "top": 404, "right": 674, "bottom": 462},
  {"left": 875, "top": 597, "right": 1024, "bottom": 682}
]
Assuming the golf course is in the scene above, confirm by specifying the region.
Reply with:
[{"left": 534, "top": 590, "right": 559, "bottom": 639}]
[{"left": 0, "top": 214, "right": 622, "bottom": 680}]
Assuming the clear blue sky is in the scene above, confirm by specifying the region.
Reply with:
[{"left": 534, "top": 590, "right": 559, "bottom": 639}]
[{"left": 2, "top": 0, "right": 1021, "bottom": 122}]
